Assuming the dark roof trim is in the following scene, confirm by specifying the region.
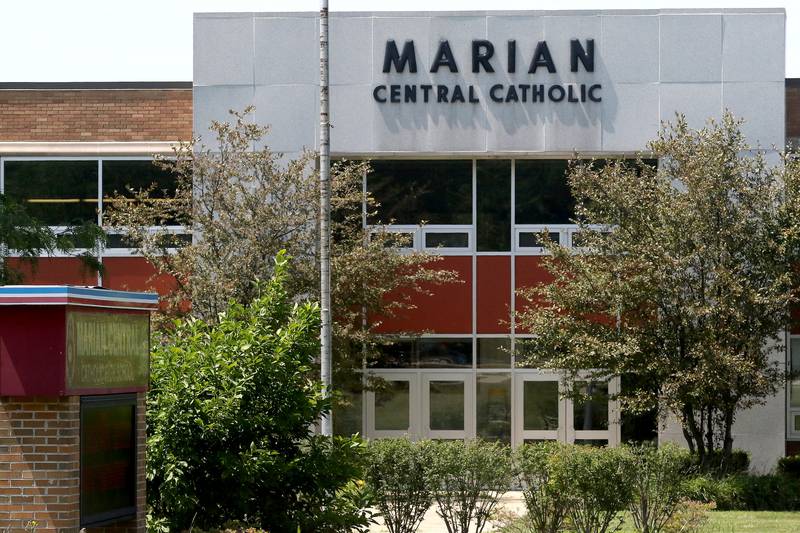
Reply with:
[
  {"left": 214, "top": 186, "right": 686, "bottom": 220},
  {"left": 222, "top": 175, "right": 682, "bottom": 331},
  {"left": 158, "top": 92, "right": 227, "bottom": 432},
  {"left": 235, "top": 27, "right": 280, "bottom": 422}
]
[
  {"left": 787, "top": 78, "right": 800, "bottom": 87},
  {"left": 0, "top": 81, "right": 192, "bottom": 90}
]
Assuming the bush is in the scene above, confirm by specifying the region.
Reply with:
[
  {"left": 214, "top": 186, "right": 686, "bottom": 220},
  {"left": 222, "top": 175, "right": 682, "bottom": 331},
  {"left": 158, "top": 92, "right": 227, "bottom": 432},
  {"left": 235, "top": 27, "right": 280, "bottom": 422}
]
[
  {"left": 425, "top": 439, "right": 513, "bottom": 533},
  {"left": 147, "top": 253, "right": 372, "bottom": 532},
  {"left": 365, "top": 439, "right": 432, "bottom": 533},
  {"left": 627, "top": 443, "right": 693, "bottom": 533},
  {"left": 778, "top": 454, "right": 800, "bottom": 478},
  {"left": 680, "top": 475, "right": 740, "bottom": 510},
  {"left": 514, "top": 442, "right": 570, "bottom": 533},
  {"left": 662, "top": 500, "right": 713, "bottom": 533},
  {"left": 550, "top": 445, "right": 634, "bottom": 533},
  {"left": 691, "top": 449, "right": 750, "bottom": 476},
  {"left": 729, "top": 474, "right": 800, "bottom": 511}
]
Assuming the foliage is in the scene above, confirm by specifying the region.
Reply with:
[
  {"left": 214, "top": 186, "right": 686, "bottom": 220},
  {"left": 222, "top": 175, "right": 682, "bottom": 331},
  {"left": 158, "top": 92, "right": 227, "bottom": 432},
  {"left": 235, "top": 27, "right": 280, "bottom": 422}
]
[
  {"left": 661, "top": 500, "right": 713, "bottom": 533},
  {"left": 626, "top": 443, "right": 694, "bottom": 533},
  {"left": 0, "top": 194, "right": 103, "bottom": 284},
  {"left": 777, "top": 454, "right": 800, "bottom": 478},
  {"left": 681, "top": 475, "right": 740, "bottom": 510},
  {"left": 682, "top": 473, "right": 800, "bottom": 511},
  {"left": 365, "top": 438, "right": 432, "bottom": 533},
  {"left": 106, "top": 108, "right": 456, "bottom": 370},
  {"left": 146, "top": 252, "right": 371, "bottom": 532},
  {"left": 691, "top": 449, "right": 750, "bottom": 477},
  {"left": 516, "top": 112, "right": 800, "bottom": 464},
  {"left": 424, "top": 439, "right": 513, "bottom": 533},
  {"left": 513, "top": 442, "right": 571, "bottom": 533},
  {"left": 550, "top": 445, "right": 634, "bottom": 533}
]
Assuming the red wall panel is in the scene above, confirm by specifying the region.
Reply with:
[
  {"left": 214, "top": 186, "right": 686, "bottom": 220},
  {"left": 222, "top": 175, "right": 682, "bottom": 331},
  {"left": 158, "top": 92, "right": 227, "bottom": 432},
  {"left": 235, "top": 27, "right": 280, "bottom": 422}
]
[
  {"left": 514, "top": 256, "right": 554, "bottom": 334},
  {"left": 476, "top": 256, "right": 511, "bottom": 334},
  {"left": 6, "top": 257, "right": 98, "bottom": 286},
  {"left": 102, "top": 257, "right": 178, "bottom": 296},
  {"left": 374, "top": 256, "right": 472, "bottom": 334}
]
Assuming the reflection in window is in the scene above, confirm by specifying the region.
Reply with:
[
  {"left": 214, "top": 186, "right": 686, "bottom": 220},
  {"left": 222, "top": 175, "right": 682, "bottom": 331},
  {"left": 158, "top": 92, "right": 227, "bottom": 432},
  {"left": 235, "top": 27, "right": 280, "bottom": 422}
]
[
  {"left": 574, "top": 439, "right": 608, "bottom": 447},
  {"left": 102, "top": 160, "right": 179, "bottom": 225},
  {"left": 477, "top": 374, "right": 510, "bottom": 443},
  {"left": 519, "top": 231, "right": 561, "bottom": 248},
  {"left": 370, "top": 338, "right": 473, "bottom": 369},
  {"left": 425, "top": 232, "right": 469, "bottom": 248},
  {"left": 4, "top": 160, "right": 98, "bottom": 225},
  {"left": 418, "top": 338, "right": 472, "bottom": 368},
  {"left": 375, "top": 381, "right": 410, "bottom": 431},
  {"left": 792, "top": 338, "right": 800, "bottom": 374},
  {"left": 515, "top": 160, "right": 573, "bottom": 225},
  {"left": 477, "top": 338, "right": 511, "bottom": 368},
  {"left": 476, "top": 160, "right": 511, "bottom": 251},
  {"left": 573, "top": 381, "right": 609, "bottom": 431},
  {"left": 429, "top": 381, "right": 465, "bottom": 431},
  {"left": 523, "top": 381, "right": 559, "bottom": 431},
  {"left": 367, "top": 160, "right": 472, "bottom": 225}
]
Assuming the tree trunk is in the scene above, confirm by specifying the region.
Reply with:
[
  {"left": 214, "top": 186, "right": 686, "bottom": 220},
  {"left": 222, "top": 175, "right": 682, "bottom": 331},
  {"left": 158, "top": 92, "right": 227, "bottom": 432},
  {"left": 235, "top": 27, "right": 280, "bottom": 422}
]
[
  {"left": 319, "top": 0, "right": 332, "bottom": 436},
  {"left": 682, "top": 404, "right": 705, "bottom": 464}
]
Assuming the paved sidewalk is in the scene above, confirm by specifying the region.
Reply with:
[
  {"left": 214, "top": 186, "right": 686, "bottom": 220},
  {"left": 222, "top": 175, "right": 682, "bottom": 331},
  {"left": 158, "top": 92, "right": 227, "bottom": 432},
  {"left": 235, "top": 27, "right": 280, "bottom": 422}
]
[{"left": 369, "top": 491, "right": 526, "bottom": 533}]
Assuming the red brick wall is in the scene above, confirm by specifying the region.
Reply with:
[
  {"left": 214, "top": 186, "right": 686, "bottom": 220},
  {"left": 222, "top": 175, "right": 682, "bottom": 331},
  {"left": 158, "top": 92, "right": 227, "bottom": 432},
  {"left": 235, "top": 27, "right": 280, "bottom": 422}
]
[
  {"left": 0, "top": 394, "right": 146, "bottom": 533},
  {"left": 0, "top": 89, "right": 191, "bottom": 142}
]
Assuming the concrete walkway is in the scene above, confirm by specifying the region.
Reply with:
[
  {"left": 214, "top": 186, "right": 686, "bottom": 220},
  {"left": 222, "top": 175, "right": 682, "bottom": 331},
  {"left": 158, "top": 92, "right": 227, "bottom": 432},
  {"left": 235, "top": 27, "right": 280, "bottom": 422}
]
[{"left": 369, "top": 491, "right": 526, "bottom": 533}]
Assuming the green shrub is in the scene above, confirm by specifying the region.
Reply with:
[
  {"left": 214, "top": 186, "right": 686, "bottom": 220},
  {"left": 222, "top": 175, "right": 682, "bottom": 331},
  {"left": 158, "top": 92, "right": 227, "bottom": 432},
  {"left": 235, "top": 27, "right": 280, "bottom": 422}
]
[
  {"left": 728, "top": 474, "right": 800, "bottom": 511},
  {"left": 514, "top": 442, "right": 570, "bottom": 533},
  {"left": 627, "top": 443, "right": 693, "bottom": 533},
  {"left": 777, "top": 454, "right": 800, "bottom": 479},
  {"left": 680, "top": 475, "right": 740, "bottom": 510},
  {"left": 425, "top": 439, "right": 513, "bottom": 533},
  {"left": 365, "top": 439, "right": 432, "bottom": 533},
  {"left": 550, "top": 445, "right": 634, "bottom": 533},
  {"left": 691, "top": 449, "right": 750, "bottom": 476},
  {"left": 146, "top": 253, "right": 372, "bottom": 532}
]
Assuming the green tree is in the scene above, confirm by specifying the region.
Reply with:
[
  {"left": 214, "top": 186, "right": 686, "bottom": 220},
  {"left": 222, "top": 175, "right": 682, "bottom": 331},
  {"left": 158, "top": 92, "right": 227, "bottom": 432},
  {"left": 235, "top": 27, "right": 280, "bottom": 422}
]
[
  {"left": 146, "top": 252, "right": 371, "bottom": 532},
  {"left": 0, "top": 194, "right": 103, "bottom": 285},
  {"left": 516, "top": 113, "right": 800, "bottom": 464}
]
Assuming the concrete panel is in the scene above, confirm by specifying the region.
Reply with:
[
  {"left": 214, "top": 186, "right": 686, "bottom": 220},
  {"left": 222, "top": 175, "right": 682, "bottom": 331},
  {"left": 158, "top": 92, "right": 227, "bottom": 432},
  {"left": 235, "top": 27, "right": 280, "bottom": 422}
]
[
  {"left": 330, "top": 17, "right": 373, "bottom": 86},
  {"left": 544, "top": 92, "right": 602, "bottom": 153},
  {"left": 660, "top": 83, "right": 722, "bottom": 130},
  {"left": 660, "top": 14, "right": 723, "bottom": 83},
  {"left": 252, "top": 84, "right": 318, "bottom": 152},
  {"left": 723, "top": 82, "right": 785, "bottom": 148},
  {"left": 254, "top": 17, "right": 319, "bottom": 86},
  {"left": 427, "top": 16, "right": 487, "bottom": 87},
  {"left": 600, "top": 15, "right": 659, "bottom": 83},
  {"left": 485, "top": 99, "right": 545, "bottom": 152},
  {"left": 486, "top": 15, "right": 545, "bottom": 78},
  {"left": 602, "top": 83, "right": 659, "bottom": 152},
  {"left": 543, "top": 15, "right": 604, "bottom": 85},
  {"left": 372, "top": 16, "right": 433, "bottom": 88},
  {"left": 723, "top": 14, "right": 784, "bottom": 82},
  {"left": 194, "top": 15, "right": 254, "bottom": 87},
  {"left": 193, "top": 85, "right": 255, "bottom": 149},
  {"left": 331, "top": 84, "right": 374, "bottom": 153}
]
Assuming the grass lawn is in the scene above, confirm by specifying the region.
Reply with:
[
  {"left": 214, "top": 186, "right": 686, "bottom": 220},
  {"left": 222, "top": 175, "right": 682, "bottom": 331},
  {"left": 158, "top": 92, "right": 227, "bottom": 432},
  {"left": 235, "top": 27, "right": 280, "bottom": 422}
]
[{"left": 616, "top": 511, "right": 800, "bottom": 533}]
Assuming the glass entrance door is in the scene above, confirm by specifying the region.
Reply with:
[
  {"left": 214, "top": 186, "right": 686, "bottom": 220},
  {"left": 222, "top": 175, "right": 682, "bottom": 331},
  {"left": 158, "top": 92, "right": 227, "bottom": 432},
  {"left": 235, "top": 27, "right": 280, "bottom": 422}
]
[
  {"left": 513, "top": 372, "right": 566, "bottom": 446},
  {"left": 421, "top": 373, "right": 474, "bottom": 440},
  {"left": 365, "top": 372, "right": 418, "bottom": 439}
]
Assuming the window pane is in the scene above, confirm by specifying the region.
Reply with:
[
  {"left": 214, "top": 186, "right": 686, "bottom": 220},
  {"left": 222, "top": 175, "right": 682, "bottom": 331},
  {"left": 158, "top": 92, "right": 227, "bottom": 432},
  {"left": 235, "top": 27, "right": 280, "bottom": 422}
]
[
  {"left": 102, "top": 160, "right": 179, "bottom": 225},
  {"left": 418, "top": 338, "right": 472, "bottom": 368},
  {"left": 477, "top": 338, "right": 511, "bottom": 368},
  {"left": 515, "top": 160, "right": 573, "bottom": 224},
  {"left": 334, "top": 385, "right": 362, "bottom": 437},
  {"left": 573, "top": 381, "right": 609, "bottom": 431},
  {"left": 792, "top": 338, "right": 800, "bottom": 374},
  {"left": 519, "top": 231, "right": 561, "bottom": 248},
  {"left": 477, "top": 374, "right": 510, "bottom": 443},
  {"left": 523, "top": 381, "right": 559, "bottom": 430},
  {"left": 795, "top": 415, "right": 800, "bottom": 432},
  {"left": 791, "top": 382, "right": 800, "bottom": 408},
  {"left": 425, "top": 232, "right": 468, "bottom": 248},
  {"left": 429, "top": 380, "right": 464, "bottom": 430},
  {"left": 369, "top": 340, "right": 415, "bottom": 368},
  {"left": 574, "top": 439, "right": 608, "bottom": 447},
  {"left": 477, "top": 160, "right": 510, "bottom": 251},
  {"left": 5, "top": 160, "right": 98, "bottom": 225},
  {"left": 367, "top": 160, "right": 472, "bottom": 225},
  {"left": 375, "top": 381, "right": 410, "bottom": 431}
]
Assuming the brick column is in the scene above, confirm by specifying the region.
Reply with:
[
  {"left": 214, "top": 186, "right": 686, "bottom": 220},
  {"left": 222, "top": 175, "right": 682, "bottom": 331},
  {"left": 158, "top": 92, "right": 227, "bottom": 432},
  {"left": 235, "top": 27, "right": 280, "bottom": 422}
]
[{"left": 0, "top": 394, "right": 146, "bottom": 533}]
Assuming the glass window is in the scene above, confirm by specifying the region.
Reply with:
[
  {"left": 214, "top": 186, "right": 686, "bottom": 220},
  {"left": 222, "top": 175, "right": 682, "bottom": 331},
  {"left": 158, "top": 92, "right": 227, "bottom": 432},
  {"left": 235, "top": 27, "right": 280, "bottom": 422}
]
[
  {"left": 102, "top": 160, "right": 180, "bottom": 225},
  {"left": 514, "top": 160, "right": 573, "bottom": 225},
  {"left": 791, "top": 382, "right": 800, "bottom": 409},
  {"left": 519, "top": 231, "right": 561, "bottom": 248},
  {"left": 795, "top": 415, "right": 800, "bottom": 432},
  {"left": 476, "top": 160, "right": 511, "bottom": 251},
  {"left": 792, "top": 338, "right": 800, "bottom": 374},
  {"left": 369, "top": 340, "right": 415, "bottom": 368},
  {"left": 425, "top": 232, "right": 469, "bottom": 248},
  {"left": 477, "top": 338, "right": 511, "bottom": 368},
  {"left": 367, "top": 160, "right": 472, "bottom": 225},
  {"left": 574, "top": 439, "right": 608, "bottom": 447},
  {"left": 4, "top": 160, "right": 98, "bottom": 225},
  {"left": 375, "top": 381, "right": 410, "bottom": 431},
  {"left": 333, "top": 385, "right": 362, "bottom": 437},
  {"left": 573, "top": 381, "right": 609, "bottom": 431},
  {"left": 418, "top": 338, "right": 473, "bottom": 368},
  {"left": 523, "top": 381, "right": 560, "bottom": 431},
  {"left": 429, "top": 380, "right": 465, "bottom": 431},
  {"left": 477, "top": 374, "right": 511, "bottom": 443}
]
